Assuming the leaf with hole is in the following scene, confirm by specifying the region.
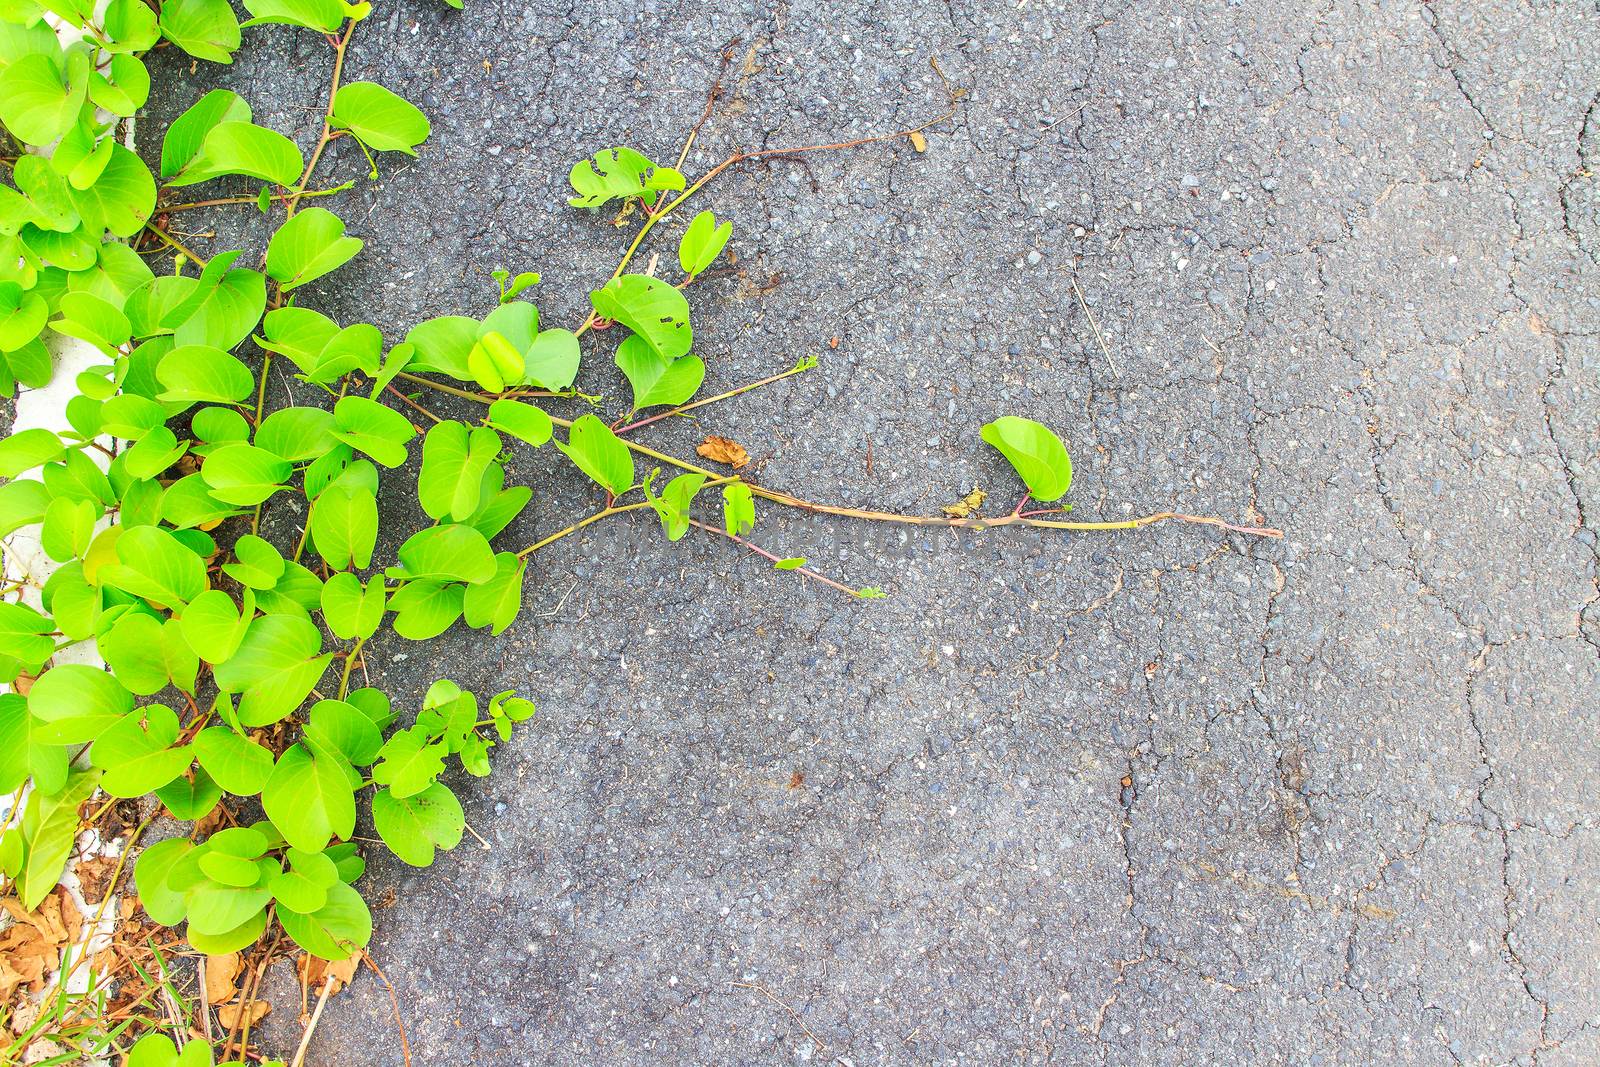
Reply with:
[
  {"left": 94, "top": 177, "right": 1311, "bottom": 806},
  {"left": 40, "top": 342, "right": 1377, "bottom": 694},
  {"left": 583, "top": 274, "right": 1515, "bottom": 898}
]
[
  {"left": 567, "top": 146, "right": 684, "bottom": 208},
  {"left": 722, "top": 481, "right": 755, "bottom": 536},
  {"left": 644, "top": 472, "right": 706, "bottom": 542},
  {"left": 590, "top": 274, "right": 692, "bottom": 359}
]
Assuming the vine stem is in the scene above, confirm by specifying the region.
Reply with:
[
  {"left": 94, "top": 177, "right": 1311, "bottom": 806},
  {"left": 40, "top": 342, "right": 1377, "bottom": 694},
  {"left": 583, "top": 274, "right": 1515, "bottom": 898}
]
[
  {"left": 516, "top": 501, "right": 653, "bottom": 558},
  {"left": 337, "top": 636, "right": 365, "bottom": 699},
  {"left": 141, "top": 223, "right": 209, "bottom": 268},
  {"left": 685, "top": 518, "right": 862, "bottom": 597},
  {"left": 394, "top": 371, "right": 1284, "bottom": 539},
  {"left": 285, "top": 18, "right": 356, "bottom": 218},
  {"left": 161, "top": 184, "right": 350, "bottom": 212},
  {"left": 611, "top": 361, "right": 812, "bottom": 434}
]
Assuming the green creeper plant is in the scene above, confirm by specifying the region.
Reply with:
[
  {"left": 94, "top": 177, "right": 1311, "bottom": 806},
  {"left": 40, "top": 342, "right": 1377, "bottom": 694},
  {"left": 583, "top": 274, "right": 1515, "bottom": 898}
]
[{"left": 0, "top": 0, "right": 1283, "bottom": 1035}]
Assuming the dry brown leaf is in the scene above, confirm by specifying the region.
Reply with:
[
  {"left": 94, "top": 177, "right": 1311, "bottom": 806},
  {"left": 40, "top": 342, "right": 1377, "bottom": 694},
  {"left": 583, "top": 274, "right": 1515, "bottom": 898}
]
[
  {"left": 697, "top": 435, "right": 749, "bottom": 469},
  {"left": 74, "top": 855, "right": 117, "bottom": 903},
  {"left": 941, "top": 487, "right": 986, "bottom": 519},
  {"left": 217, "top": 999, "right": 270, "bottom": 1029},
  {"left": 297, "top": 952, "right": 360, "bottom": 996},
  {"left": 205, "top": 952, "right": 242, "bottom": 1004},
  {"left": 908, "top": 130, "right": 928, "bottom": 153}
]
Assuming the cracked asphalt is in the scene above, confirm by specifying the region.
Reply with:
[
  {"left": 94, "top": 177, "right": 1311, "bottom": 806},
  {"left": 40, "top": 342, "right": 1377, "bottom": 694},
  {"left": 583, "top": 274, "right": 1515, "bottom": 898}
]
[{"left": 128, "top": 0, "right": 1600, "bottom": 1063}]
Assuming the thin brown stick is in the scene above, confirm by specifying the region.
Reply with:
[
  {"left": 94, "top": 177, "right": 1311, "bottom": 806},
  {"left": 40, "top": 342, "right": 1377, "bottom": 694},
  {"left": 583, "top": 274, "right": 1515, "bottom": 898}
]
[
  {"left": 674, "top": 37, "right": 743, "bottom": 172},
  {"left": 1071, "top": 276, "right": 1120, "bottom": 378},
  {"left": 162, "top": 185, "right": 348, "bottom": 213},
  {"left": 289, "top": 978, "right": 334, "bottom": 1067},
  {"left": 729, "top": 980, "right": 828, "bottom": 1055},
  {"left": 360, "top": 950, "right": 413, "bottom": 1067},
  {"left": 384, "top": 384, "right": 443, "bottom": 423}
]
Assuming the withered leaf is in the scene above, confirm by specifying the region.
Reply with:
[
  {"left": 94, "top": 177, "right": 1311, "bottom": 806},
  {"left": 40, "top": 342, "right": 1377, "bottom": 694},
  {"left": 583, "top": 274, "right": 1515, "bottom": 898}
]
[
  {"left": 298, "top": 952, "right": 360, "bottom": 996},
  {"left": 205, "top": 952, "right": 242, "bottom": 1005},
  {"left": 908, "top": 130, "right": 928, "bottom": 153},
  {"left": 217, "top": 999, "right": 270, "bottom": 1029},
  {"left": 696, "top": 435, "right": 749, "bottom": 470},
  {"left": 941, "top": 486, "right": 986, "bottom": 519}
]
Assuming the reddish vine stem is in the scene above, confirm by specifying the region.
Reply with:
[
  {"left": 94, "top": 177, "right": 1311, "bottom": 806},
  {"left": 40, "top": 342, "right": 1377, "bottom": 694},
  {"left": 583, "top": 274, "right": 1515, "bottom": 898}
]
[{"left": 685, "top": 518, "right": 863, "bottom": 597}]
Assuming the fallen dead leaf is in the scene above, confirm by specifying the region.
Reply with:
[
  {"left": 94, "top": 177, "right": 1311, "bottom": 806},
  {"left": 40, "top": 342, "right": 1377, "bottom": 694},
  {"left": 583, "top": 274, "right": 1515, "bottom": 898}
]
[
  {"left": 217, "top": 999, "right": 270, "bottom": 1029},
  {"left": 74, "top": 855, "right": 117, "bottom": 903},
  {"left": 205, "top": 952, "right": 242, "bottom": 1005},
  {"left": 941, "top": 487, "right": 987, "bottom": 519},
  {"left": 298, "top": 952, "right": 360, "bottom": 997},
  {"left": 697, "top": 435, "right": 749, "bottom": 470},
  {"left": 908, "top": 130, "right": 928, "bottom": 153}
]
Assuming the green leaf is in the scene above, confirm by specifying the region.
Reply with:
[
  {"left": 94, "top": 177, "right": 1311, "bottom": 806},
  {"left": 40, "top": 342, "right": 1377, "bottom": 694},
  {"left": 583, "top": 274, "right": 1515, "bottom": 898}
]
[
  {"left": 200, "top": 442, "right": 292, "bottom": 506},
  {"left": 320, "top": 572, "right": 384, "bottom": 641},
  {"left": 51, "top": 291, "right": 131, "bottom": 353},
  {"left": 310, "top": 484, "right": 378, "bottom": 570},
  {"left": 521, "top": 327, "right": 580, "bottom": 390},
  {"left": 462, "top": 551, "right": 525, "bottom": 635},
  {"left": 168, "top": 121, "right": 300, "bottom": 188},
  {"left": 567, "top": 147, "right": 684, "bottom": 209},
  {"left": 89, "top": 53, "right": 150, "bottom": 117},
  {"left": 122, "top": 426, "right": 189, "bottom": 479},
  {"left": 133, "top": 837, "right": 193, "bottom": 926},
  {"left": 185, "top": 906, "right": 268, "bottom": 955},
  {"left": 278, "top": 878, "right": 370, "bottom": 961},
  {"left": 979, "top": 416, "right": 1073, "bottom": 502},
  {"left": 241, "top": 0, "right": 355, "bottom": 31},
  {"left": 0, "top": 694, "right": 67, "bottom": 796},
  {"left": 212, "top": 613, "right": 333, "bottom": 727},
  {"left": 722, "top": 481, "right": 755, "bottom": 536},
  {"left": 678, "top": 209, "right": 732, "bottom": 278},
  {"left": 160, "top": 473, "right": 242, "bottom": 529},
  {"left": 554, "top": 413, "right": 633, "bottom": 496},
  {"left": 90, "top": 705, "right": 193, "bottom": 798},
  {"left": 304, "top": 698, "right": 382, "bottom": 766},
  {"left": 40, "top": 496, "right": 98, "bottom": 563},
  {"left": 193, "top": 727, "right": 274, "bottom": 796},
  {"left": 262, "top": 743, "right": 356, "bottom": 852},
  {"left": 644, "top": 471, "right": 706, "bottom": 542},
  {"left": 222, "top": 532, "right": 286, "bottom": 589},
  {"left": 0, "top": 282, "right": 48, "bottom": 353},
  {"left": 0, "top": 49, "right": 89, "bottom": 147},
  {"left": 98, "top": 611, "right": 182, "bottom": 695},
  {"left": 160, "top": 89, "right": 251, "bottom": 178},
  {"left": 331, "top": 394, "right": 416, "bottom": 467},
  {"left": 13, "top": 770, "right": 100, "bottom": 910},
  {"left": 66, "top": 143, "right": 155, "bottom": 237},
  {"left": 267, "top": 846, "right": 338, "bottom": 915},
  {"left": 0, "top": 602, "right": 53, "bottom": 679},
  {"left": 418, "top": 421, "right": 499, "bottom": 521},
  {"left": 266, "top": 207, "right": 362, "bottom": 291},
  {"left": 397, "top": 524, "right": 496, "bottom": 584},
  {"left": 185, "top": 863, "right": 273, "bottom": 935},
  {"left": 103, "top": 0, "right": 162, "bottom": 52},
  {"left": 387, "top": 580, "right": 463, "bottom": 640},
  {"left": 487, "top": 398, "right": 552, "bottom": 447},
  {"left": 373, "top": 782, "right": 463, "bottom": 867},
  {"left": 0, "top": 427, "right": 61, "bottom": 478},
  {"left": 590, "top": 274, "right": 692, "bottom": 359},
  {"left": 403, "top": 315, "right": 477, "bottom": 379},
  {"left": 154, "top": 765, "right": 223, "bottom": 820},
  {"left": 330, "top": 81, "right": 430, "bottom": 154},
  {"left": 371, "top": 726, "right": 445, "bottom": 799},
  {"left": 615, "top": 334, "right": 704, "bottom": 412},
  {"left": 98, "top": 524, "right": 209, "bottom": 609},
  {"left": 158, "top": 0, "right": 242, "bottom": 64},
  {"left": 255, "top": 405, "right": 338, "bottom": 462},
  {"left": 179, "top": 588, "right": 252, "bottom": 664},
  {"left": 155, "top": 343, "right": 254, "bottom": 405}
]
